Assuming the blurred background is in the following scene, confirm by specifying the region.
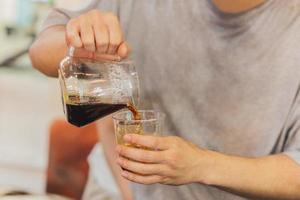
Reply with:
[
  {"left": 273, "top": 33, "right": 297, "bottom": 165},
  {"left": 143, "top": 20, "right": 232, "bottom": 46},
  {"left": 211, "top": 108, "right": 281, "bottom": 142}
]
[{"left": 0, "top": 0, "right": 98, "bottom": 199}]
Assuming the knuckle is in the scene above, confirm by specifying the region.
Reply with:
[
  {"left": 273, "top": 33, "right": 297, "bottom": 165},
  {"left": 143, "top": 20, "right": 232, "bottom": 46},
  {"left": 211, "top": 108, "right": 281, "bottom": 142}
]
[
  {"left": 155, "top": 166, "right": 164, "bottom": 175},
  {"left": 161, "top": 152, "right": 168, "bottom": 163},
  {"left": 96, "top": 38, "right": 108, "bottom": 44},
  {"left": 120, "top": 146, "right": 128, "bottom": 156},
  {"left": 143, "top": 165, "right": 152, "bottom": 174},
  {"left": 143, "top": 153, "right": 153, "bottom": 162},
  {"left": 89, "top": 9, "right": 101, "bottom": 17},
  {"left": 110, "top": 34, "right": 122, "bottom": 43},
  {"left": 166, "top": 151, "right": 178, "bottom": 168},
  {"left": 96, "top": 25, "right": 108, "bottom": 34},
  {"left": 144, "top": 179, "right": 153, "bottom": 185},
  {"left": 110, "top": 39, "right": 122, "bottom": 47},
  {"left": 152, "top": 138, "right": 160, "bottom": 148},
  {"left": 127, "top": 173, "right": 135, "bottom": 181},
  {"left": 159, "top": 176, "right": 168, "bottom": 184},
  {"left": 77, "top": 15, "right": 86, "bottom": 22},
  {"left": 104, "top": 12, "right": 118, "bottom": 22},
  {"left": 105, "top": 11, "right": 115, "bottom": 17},
  {"left": 135, "top": 151, "right": 144, "bottom": 161},
  {"left": 124, "top": 147, "right": 132, "bottom": 157},
  {"left": 96, "top": 43, "right": 105, "bottom": 49},
  {"left": 109, "top": 43, "right": 118, "bottom": 49},
  {"left": 67, "top": 31, "right": 76, "bottom": 39},
  {"left": 171, "top": 136, "right": 180, "bottom": 141},
  {"left": 122, "top": 159, "right": 129, "bottom": 168},
  {"left": 97, "top": 44, "right": 108, "bottom": 51},
  {"left": 68, "top": 18, "right": 78, "bottom": 26},
  {"left": 118, "top": 146, "right": 125, "bottom": 156},
  {"left": 170, "top": 136, "right": 181, "bottom": 147},
  {"left": 83, "top": 41, "right": 94, "bottom": 47},
  {"left": 130, "top": 135, "right": 138, "bottom": 144}
]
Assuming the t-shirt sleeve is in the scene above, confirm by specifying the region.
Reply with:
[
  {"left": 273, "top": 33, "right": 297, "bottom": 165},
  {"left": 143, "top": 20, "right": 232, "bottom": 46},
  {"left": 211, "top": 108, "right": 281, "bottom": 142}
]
[
  {"left": 41, "top": 0, "right": 119, "bottom": 32},
  {"left": 283, "top": 87, "right": 300, "bottom": 164}
]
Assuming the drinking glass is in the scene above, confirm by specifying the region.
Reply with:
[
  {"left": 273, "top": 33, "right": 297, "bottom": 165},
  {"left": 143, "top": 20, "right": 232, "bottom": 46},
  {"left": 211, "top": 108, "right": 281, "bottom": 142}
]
[{"left": 113, "top": 110, "right": 165, "bottom": 149}]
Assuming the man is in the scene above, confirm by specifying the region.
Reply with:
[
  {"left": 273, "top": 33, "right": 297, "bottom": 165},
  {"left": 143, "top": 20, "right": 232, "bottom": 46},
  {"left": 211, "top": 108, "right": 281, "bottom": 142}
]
[{"left": 30, "top": 0, "right": 300, "bottom": 199}]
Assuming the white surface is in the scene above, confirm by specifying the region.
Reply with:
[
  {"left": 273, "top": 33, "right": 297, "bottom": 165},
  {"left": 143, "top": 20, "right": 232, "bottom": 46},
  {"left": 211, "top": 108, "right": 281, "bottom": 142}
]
[
  {"left": 0, "top": 0, "right": 17, "bottom": 24},
  {"left": 0, "top": 165, "right": 45, "bottom": 194},
  {"left": 0, "top": 30, "right": 32, "bottom": 64},
  {"left": 88, "top": 144, "right": 119, "bottom": 196},
  {"left": 0, "top": 194, "right": 69, "bottom": 200},
  {"left": 55, "top": 0, "right": 93, "bottom": 11},
  {"left": 0, "top": 68, "right": 63, "bottom": 193}
]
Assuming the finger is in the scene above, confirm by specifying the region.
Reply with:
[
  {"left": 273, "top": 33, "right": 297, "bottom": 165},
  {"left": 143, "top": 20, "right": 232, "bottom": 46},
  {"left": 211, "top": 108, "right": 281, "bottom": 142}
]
[
  {"left": 66, "top": 20, "right": 82, "bottom": 48},
  {"left": 124, "top": 134, "right": 169, "bottom": 150},
  {"left": 117, "top": 145, "right": 164, "bottom": 163},
  {"left": 73, "top": 48, "right": 94, "bottom": 59},
  {"left": 73, "top": 48, "right": 121, "bottom": 61},
  {"left": 93, "top": 52, "right": 121, "bottom": 61},
  {"left": 121, "top": 170, "right": 163, "bottom": 185},
  {"left": 93, "top": 21, "right": 109, "bottom": 53},
  {"left": 117, "top": 41, "right": 131, "bottom": 59},
  {"left": 103, "top": 13, "right": 123, "bottom": 54},
  {"left": 117, "top": 156, "right": 166, "bottom": 175},
  {"left": 80, "top": 21, "right": 96, "bottom": 52},
  {"left": 74, "top": 49, "right": 121, "bottom": 61}
]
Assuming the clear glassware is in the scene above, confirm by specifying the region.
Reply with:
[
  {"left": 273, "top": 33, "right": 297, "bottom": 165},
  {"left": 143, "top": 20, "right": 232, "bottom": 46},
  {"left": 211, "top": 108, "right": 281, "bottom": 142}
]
[
  {"left": 113, "top": 110, "right": 165, "bottom": 149},
  {"left": 59, "top": 47, "right": 140, "bottom": 127}
]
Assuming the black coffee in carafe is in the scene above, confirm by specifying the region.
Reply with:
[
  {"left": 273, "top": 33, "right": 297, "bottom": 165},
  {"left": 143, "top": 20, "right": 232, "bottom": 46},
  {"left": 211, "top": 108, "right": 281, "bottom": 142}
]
[{"left": 66, "top": 95, "right": 140, "bottom": 127}]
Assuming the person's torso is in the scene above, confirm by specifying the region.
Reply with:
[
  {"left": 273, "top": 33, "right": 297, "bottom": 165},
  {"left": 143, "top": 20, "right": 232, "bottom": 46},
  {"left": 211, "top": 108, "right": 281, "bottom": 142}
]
[{"left": 96, "top": 0, "right": 300, "bottom": 199}]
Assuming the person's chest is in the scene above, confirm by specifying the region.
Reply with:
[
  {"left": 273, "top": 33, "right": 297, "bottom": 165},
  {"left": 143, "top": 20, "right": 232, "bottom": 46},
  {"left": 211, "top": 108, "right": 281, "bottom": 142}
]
[{"left": 123, "top": 0, "right": 300, "bottom": 156}]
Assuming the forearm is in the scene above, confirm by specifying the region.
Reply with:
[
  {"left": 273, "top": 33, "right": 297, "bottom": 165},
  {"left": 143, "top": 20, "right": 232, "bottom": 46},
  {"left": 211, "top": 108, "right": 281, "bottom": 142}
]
[
  {"left": 29, "top": 26, "right": 68, "bottom": 77},
  {"left": 115, "top": 134, "right": 300, "bottom": 199},
  {"left": 203, "top": 151, "right": 300, "bottom": 199}
]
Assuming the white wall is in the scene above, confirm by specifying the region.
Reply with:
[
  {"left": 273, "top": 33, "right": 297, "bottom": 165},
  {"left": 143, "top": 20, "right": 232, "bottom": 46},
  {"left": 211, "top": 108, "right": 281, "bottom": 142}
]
[
  {"left": 0, "top": 68, "right": 63, "bottom": 193},
  {"left": 55, "top": 0, "right": 93, "bottom": 11},
  {"left": 0, "top": 0, "right": 17, "bottom": 23}
]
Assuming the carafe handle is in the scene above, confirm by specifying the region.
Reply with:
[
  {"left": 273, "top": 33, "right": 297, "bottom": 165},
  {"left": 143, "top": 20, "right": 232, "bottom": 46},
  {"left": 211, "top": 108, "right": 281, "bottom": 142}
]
[{"left": 68, "top": 46, "right": 76, "bottom": 57}]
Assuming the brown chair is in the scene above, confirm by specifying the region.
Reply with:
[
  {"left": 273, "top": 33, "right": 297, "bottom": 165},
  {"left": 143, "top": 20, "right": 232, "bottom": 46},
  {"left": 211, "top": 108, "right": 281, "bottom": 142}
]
[{"left": 46, "top": 118, "right": 99, "bottom": 199}]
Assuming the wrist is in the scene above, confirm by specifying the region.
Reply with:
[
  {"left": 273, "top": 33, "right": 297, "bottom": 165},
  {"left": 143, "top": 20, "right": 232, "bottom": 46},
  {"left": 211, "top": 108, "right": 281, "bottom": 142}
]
[{"left": 196, "top": 149, "right": 227, "bottom": 186}]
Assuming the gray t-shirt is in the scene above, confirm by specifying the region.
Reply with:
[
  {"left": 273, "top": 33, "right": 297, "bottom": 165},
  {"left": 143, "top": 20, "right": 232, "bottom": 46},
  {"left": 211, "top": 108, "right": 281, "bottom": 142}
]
[{"left": 42, "top": 0, "right": 300, "bottom": 199}]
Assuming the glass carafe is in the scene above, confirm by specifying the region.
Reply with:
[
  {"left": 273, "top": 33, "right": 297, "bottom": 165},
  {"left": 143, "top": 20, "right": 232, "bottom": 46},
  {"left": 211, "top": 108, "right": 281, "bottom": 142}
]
[{"left": 59, "top": 47, "right": 139, "bottom": 127}]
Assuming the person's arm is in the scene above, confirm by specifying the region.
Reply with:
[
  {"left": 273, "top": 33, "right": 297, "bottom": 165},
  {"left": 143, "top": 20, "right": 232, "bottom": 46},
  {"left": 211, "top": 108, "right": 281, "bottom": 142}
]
[
  {"left": 97, "top": 117, "right": 133, "bottom": 200},
  {"left": 29, "top": 26, "right": 67, "bottom": 77},
  {"left": 115, "top": 134, "right": 300, "bottom": 200},
  {"left": 203, "top": 152, "right": 300, "bottom": 199},
  {"left": 30, "top": 8, "right": 132, "bottom": 199}
]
